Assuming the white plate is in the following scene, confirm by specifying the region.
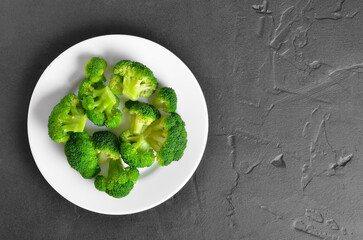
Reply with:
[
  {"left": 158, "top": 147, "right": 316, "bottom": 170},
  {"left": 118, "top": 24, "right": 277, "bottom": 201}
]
[{"left": 27, "top": 35, "right": 208, "bottom": 215}]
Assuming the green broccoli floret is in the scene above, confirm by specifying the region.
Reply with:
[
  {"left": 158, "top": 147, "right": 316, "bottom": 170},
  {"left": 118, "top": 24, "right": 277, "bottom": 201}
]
[
  {"left": 48, "top": 94, "right": 87, "bottom": 143},
  {"left": 78, "top": 78, "right": 123, "bottom": 128},
  {"left": 124, "top": 100, "right": 161, "bottom": 134},
  {"left": 94, "top": 159, "right": 139, "bottom": 198},
  {"left": 113, "top": 60, "right": 158, "bottom": 101},
  {"left": 120, "top": 130, "right": 155, "bottom": 168},
  {"left": 92, "top": 131, "right": 120, "bottom": 163},
  {"left": 152, "top": 87, "right": 177, "bottom": 113},
  {"left": 85, "top": 57, "right": 107, "bottom": 83},
  {"left": 64, "top": 132, "right": 100, "bottom": 179},
  {"left": 94, "top": 175, "right": 106, "bottom": 191},
  {"left": 144, "top": 113, "right": 187, "bottom": 166},
  {"left": 109, "top": 74, "right": 123, "bottom": 95}
]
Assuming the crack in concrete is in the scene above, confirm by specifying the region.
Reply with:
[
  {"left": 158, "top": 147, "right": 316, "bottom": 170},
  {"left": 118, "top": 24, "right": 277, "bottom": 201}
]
[
  {"left": 192, "top": 174, "right": 203, "bottom": 211},
  {"left": 256, "top": 0, "right": 360, "bottom": 110},
  {"left": 271, "top": 69, "right": 357, "bottom": 107},
  {"left": 260, "top": 205, "right": 283, "bottom": 219},
  {"left": 226, "top": 135, "right": 240, "bottom": 227},
  {"left": 212, "top": 131, "right": 271, "bottom": 146},
  {"left": 244, "top": 161, "right": 262, "bottom": 174}
]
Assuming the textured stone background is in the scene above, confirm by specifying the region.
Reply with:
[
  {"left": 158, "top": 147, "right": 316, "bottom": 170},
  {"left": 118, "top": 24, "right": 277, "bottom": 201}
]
[{"left": 2, "top": 0, "right": 363, "bottom": 239}]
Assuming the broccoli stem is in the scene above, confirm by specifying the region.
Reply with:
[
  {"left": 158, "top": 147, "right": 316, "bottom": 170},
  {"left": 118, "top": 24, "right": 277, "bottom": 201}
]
[
  {"left": 92, "top": 88, "right": 107, "bottom": 97},
  {"left": 122, "top": 77, "right": 153, "bottom": 100},
  {"left": 62, "top": 115, "right": 87, "bottom": 132},
  {"left": 137, "top": 82, "right": 154, "bottom": 98},
  {"left": 150, "top": 121, "right": 165, "bottom": 131},
  {"left": 134, "top": 138, "right": 150, "bottom": 152},
  {"left": 123, "top": 133, "right": 140, "bottom": 143},
  {"left": 113, "top": 83, "right": 123, "bottom": 94},
  {"left": 104, "top": 105, "right": 114, "bottom": 120},
  {"left": 130, "top": 114, "right": 144, "bottom": 134},
  {"left": 108, "top": 158, "right": 124, "bottom": 177},
  {"left": 147, "top": 140, "right": 161, "bottom": 152},
  {"left": 122, "top": 77, "right": 140, "bottom": 101},
  {"left": 146, "top": 132, "right": 166, "bottom": 151},
  {"left": 97, "top": 152, "right": 110, "bottom": 164},
  {"left": 70, "top": 104, "right": 83, "bottom": 116},
  {"left": 93, "top": 87, "right": 117, "bottom": 112},
  {"left": 152, "top": 99, "right": 165, "bottom": 110}
]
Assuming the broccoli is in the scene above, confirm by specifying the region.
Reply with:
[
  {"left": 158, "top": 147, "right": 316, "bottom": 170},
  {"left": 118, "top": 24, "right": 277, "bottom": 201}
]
[
  {"left": 48, "top": 94, "right": 87, "bottom": 143},
  {"left": 144, "top": 113, "right": 187, "bottom": 166},
  {"left": 109, "top": 74, "right": 123, "bottom": 95},
  {"left": 124, "top": 100, "right": 161, "bottom": 134},
  {"left": 64, "top": 132, "right": 100, "bottom": 179},
  {"left": 120, "top": 130, "right": 155, "bottom": 168},
  {"left": 94, "top": 175, "right": 107, "bottom": 191},
  {"left": 85, "top": 57, "right": 107, "bottom": 83},
  {"left": 113, "top": 60, "right": 158, "bottom": 101},
  {"left": 94, "top": 158, "right": 139, "bottom": 198},
  {"left": 92, "top": 131, "right": 121, "bottom": 163},
  {"left": 78, "top": 78, "right": 123, "bottom": 128},
  {"left": 152, "top": 87, "right": 177, "bottom": 113}
]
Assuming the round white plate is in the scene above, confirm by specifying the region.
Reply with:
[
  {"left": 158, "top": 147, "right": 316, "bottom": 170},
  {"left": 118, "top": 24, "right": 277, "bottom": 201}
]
[{"left": 27, "top": 35, "right": 208, "bottom": 215}]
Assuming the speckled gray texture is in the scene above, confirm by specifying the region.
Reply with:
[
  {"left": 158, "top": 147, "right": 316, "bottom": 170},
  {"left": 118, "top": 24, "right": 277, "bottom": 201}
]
[{"left": 2, "top": 0, "right": 363, "bottom": 239}]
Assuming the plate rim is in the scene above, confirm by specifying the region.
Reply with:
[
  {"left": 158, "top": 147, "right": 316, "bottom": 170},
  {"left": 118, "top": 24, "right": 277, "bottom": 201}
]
[{"left": 27, "top": 34, "right": 209, "bottom": 215}]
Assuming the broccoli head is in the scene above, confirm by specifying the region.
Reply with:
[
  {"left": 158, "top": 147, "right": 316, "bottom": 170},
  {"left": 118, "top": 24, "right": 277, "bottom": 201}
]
[
  {"left": 85, "top": 57, "right": 107, "bottom": 83},
  {"left": 152, "top": 87, "right": 177, "bottom": 113},
  {"left": 120, "top": 130, "right": 155, "bottom": 168},
  {"left": 48, "top": 94, "right": 87, "bottom": 143},
  {"left": 113, "top": 60, "right": 158, "bottom": 101},
  {"left": 94, "top": 159, "right": 139, "bottom": 198},
  {"left": 78, "top": 78, "right": 123, "bottom": 128},
  {"left": 124, "top": 100, "right": 161, "bottom": 134},
  {"left": 109, "top": 74, "right": 123, "bottom": 95},
  {"left": 64, "top": 132, "right": 100, "bottom": 179},
  {"left": 144, "top": 113, "right": 187, "bottom": 166},
  {"left": 92, "top": 131, "right": 120, "bottom": 163},
  {"left": 94, "top": 175, "right": 107, "bottom": 191}
]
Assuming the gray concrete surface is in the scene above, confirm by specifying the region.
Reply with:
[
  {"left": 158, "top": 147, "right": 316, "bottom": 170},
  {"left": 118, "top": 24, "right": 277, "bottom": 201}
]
[{"left": 1, "top": 0, "right": 363, "bottom": 239}]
